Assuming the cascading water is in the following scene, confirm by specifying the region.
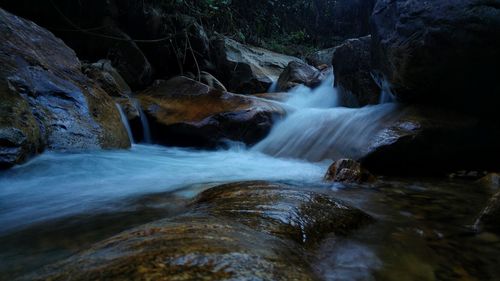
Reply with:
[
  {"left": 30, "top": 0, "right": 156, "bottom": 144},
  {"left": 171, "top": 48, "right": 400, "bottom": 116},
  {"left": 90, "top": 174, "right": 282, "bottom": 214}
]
[
  {"left": 268, "top": 80, "right": 279, "bottom": 93},
  {"left": 253, "top": 71, "right": 400, "bottom": 162},
  {"left": 115, "top": 103, "right": 134, "bottom": 144},
  {"left": 132, "top": 99, "right": 153, "bottom": 143}
]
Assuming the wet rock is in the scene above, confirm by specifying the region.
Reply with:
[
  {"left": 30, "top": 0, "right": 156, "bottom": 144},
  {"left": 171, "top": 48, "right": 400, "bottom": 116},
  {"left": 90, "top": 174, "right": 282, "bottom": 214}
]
[
  {"left": 332, "top": 35, "right": 380, "bottom": 106},
  {"left": 194, "top": 181, "right": 373, "bottom": 244},
  {"left": 137, "top": 76, "right": 285, "bottom": 147},
  {"left": 475, "top": 191, "right": 500, "bottom": 234},
  {"left": 359, "top": 106, "right": 500, "bottom": 175},
  {"left": 33, "top": 215, "right": 317, "bottom": 281},
  {"left": 0, "top": 8, "right": 130, "bottom": 169},
  {"left": 213, "top": 36, "right": 303, "bottom": 94},
  {"left": 371, "top": 0, "right": 500, "bottom": 117},
  {"left": 32, "top": 181, "right": 373, "bottom": 280},
  {"left": 324, "top": 159, "right": 375, "bottom": 184},
  {"left": 277, "top": 61, "right": 325, "bottom": 91}
]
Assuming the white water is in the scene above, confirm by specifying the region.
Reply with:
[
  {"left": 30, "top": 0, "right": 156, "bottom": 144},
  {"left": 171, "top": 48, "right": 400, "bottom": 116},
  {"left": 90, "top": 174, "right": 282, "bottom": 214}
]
[
  {"left": 0, "top": 145, "right": 328, "bottom": 234},
  {"left": 115, "top": 103, "right": 134, "bottom": 143},
  {"left": 253, "top": 72, "right": 399, "bottom": 162},
  {"left": 132, "top": 99, "right": 152, "bottom": 143}
]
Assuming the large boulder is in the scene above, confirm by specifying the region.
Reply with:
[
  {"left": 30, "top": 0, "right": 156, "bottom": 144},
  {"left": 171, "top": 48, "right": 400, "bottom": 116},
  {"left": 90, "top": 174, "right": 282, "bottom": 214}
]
[
  {"left": 359, "top": 106, "right": 500, "bottom": 175},
  {"left": 371, "top": 0, "right": 500, "bottom": 117},
  {"left": 31, "top": 181, "right": 371, "bottom": 280},
  {"left": 213, "top": 37, "right": 303, "bottom": 94},
  {"left": 0, "top": 1, "right": 153, "bottom": 89},
  {"left": 0, "top": 8, "right": 130, "bottom": 169},
  {"left": 137, "top": 76, "right": 286, "bottom": 147},
  {"left": 277, "top": 61, "right": 325, "bottom": 91},
  {"left": 332, "top": 35, "right": 380, "bottom": 106}
]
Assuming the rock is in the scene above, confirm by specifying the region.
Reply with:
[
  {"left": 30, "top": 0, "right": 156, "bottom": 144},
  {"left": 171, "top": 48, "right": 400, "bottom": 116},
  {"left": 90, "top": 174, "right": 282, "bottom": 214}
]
[
  {"left": 31, "top": 181, "right": 372, "bottom": 280},
  {"left": 371, "top": 0, "right": 500, "bottom": 117},
  {"left": 306, "top": 47, "right": 337, "bottom": 67},
  {"left": 198, "top": 71, "right": 227, "bottom": 92},
  {"left": 194, "top": 181, "right": 373, "bottom": 244},
  {"left": 475, "top": 191, "right": 500, "bottom": 234},
  {"left": 477, "top": 173, "right": 500, "bottom": 189},
  {"left": 277, "top": 61, "right": 325, "bottom": 91},
  {"left": 0, "top": 1, "right": 153, "bottom": 89},
  {"left": 33, "top": 215, "right": 316, "bottom": 281},
  {"left": 324, "top": 159, "right": 375, "bottom": 183},
  {"left": 359, "top": 106, "right": 500, "bottom": 175},
  {"left": 0, "top": 8, "right": 130, "bottom": 169},
  {"left": 213, "top": 36, "right": 303, "bottom": 94},
  {"left": 83, "top": 60, "right": 132, "bottom": 98},
  {"left": 137, "top": 76, "right": 286, "bottom": 147},
  {"left": 332, "top": 35, "right": 380, "bottom": 106}
]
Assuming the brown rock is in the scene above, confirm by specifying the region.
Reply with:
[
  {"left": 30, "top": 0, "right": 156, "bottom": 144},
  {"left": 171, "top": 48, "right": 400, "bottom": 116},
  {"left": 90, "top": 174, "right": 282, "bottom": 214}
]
[
  {"left": 137, "top": 76, "right": 285, "bottom": 147},
  {"left": 324, "top": 159, "right": 375, "bottom": 183},
  {"left": 31, "top": 181, "right": 373, "bottom": 281}
]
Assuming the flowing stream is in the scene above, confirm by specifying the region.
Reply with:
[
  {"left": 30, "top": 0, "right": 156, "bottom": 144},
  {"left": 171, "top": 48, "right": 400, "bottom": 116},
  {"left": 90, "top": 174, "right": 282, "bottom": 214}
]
[{"left": 1, "top": 73, "right": 499, "bottom": 280}]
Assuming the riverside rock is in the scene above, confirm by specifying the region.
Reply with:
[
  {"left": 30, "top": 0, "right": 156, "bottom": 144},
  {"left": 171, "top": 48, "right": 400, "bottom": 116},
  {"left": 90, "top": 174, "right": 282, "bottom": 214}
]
[
  {"left": 371, "top": 0, "right": 500, "bottom": 116},
  {"left": 0, "top": 8, "right": 130, "bottom": 169},
  {"left": 137, "top": 76, "right": 286, "bottom": 147},
  {"left": 213, "top": 36, "right": 303, "bottom": 94},
  {"left": 32, "top": 181, "right": 372, "bottom": 281}
]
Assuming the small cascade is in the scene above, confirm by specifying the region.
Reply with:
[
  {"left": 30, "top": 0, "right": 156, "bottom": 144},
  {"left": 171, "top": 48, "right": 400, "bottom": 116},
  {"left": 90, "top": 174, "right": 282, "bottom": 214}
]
[
  {"left": 115, "top": 103, "right": 134, "bottom": 144},
  {"left": 372, "top": 72, "right": 395, "bottom": 104},
  {"left": 253, "top": 72, "right": 399, "bottom": 162},
  {"left": 268, "top": 80, "right": 279, "bottom": 93},
  {"left": 132, "top": 99, "right": 152, "bottom": 144}
]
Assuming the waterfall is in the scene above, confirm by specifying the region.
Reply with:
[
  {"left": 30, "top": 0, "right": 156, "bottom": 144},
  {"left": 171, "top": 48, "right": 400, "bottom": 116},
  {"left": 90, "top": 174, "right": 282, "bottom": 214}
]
[
  {"left": 115, "top": 103, "right": 134, "bottom": 144},
  {"left": 253, "top": 72, "right": 399, "bottom": 162},
  {"left": 268, "top": 80, "right": 279, "bottom": 93},
  {"left": 132, "top": 99, "right": 152, "bottom": 144}
]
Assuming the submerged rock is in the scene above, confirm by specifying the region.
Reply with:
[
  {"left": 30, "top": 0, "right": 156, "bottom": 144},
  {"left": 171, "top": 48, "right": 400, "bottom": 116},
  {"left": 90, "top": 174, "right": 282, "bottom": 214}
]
[
  {"left": 324, "top": 159, "right": 375, "bottom": 184},
  {"left": 0, "top": 8, "right": 130, "bottom": 169},
  {"left": 194, "top": 181, "right": 373, "bottom": 244},
  {"left": 277, "top": 61, "right": 325, "bottom": 91},
  {"left": 371, "top": 0, "right": 500, "bottom": 117},
  {"left": 213, "top": 36, "right": 303, "bottom": 94},
  {"left": 137, "top": 76, "right": 285, "bottom": 147},
  {"left": 332, "top": 35, "right": 380, "bottom": 106},
  {"left": 33, "top": 181, "right": 372, "bottom": 280}
]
